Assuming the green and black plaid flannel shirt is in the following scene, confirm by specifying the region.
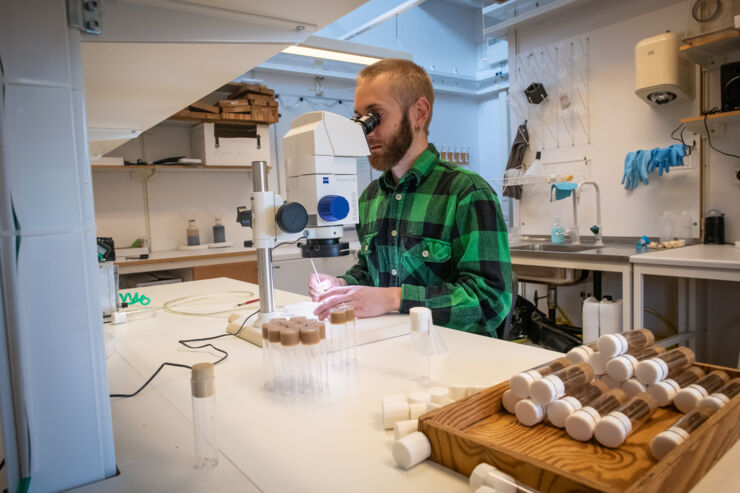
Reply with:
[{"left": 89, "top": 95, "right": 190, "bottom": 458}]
[{"left": 339, "top": 144, "right": 512, "bottom": 337}]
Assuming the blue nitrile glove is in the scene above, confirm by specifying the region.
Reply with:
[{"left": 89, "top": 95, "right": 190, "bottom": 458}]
[
  {"left": 634, "top": 149, "right": 652, "bottom": 185},
  {"left": 651, "top": 147, "right": 673, "bottom": 176},
  {"left": 667, "top": 144, "right": 687, "bottom": 171},
  {"left": 622, "top": 151, "right": 636, "bottom": 190}
]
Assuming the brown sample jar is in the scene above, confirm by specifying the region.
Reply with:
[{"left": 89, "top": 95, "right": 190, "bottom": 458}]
[
  {"left": 565, "top": 388, "right": 629, "bottom": 441},
  {"left": 636, "top": 347, "right": 696, "bottom": 385},
  {"left": 529, "top": 361, "right": 595, "bottom": 406},
  {"left": 648, "top": 366, "right": 706, "bottom": 407},
  {"left": 651, "top": 405, "right": 718, "bottom": 460},
  {"left": 509, "top": 357, "right": 572, "bottom": 399},
  {"left": 697, "top": 377, "right": 740, "bottom": 411},
  {"left": 594, "top": 392, "right": 658, "bottom": 448},
  {"left": 674, "top": 370, "right": 731, "bottom": 413}
]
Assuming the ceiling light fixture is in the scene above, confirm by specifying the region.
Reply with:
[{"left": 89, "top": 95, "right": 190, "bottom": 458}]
[{"left": 281, "top": 45, "right": 381, "bottom": 65}]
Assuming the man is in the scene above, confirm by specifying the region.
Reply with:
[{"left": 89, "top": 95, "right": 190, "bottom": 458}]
[{"left": 309, "top": 59, "right": 512, "bottom": 337}]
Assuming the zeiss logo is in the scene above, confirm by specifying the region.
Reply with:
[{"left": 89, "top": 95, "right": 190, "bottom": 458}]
[{"left": 322, "top": 177, "right": 329, "bottom": 184}]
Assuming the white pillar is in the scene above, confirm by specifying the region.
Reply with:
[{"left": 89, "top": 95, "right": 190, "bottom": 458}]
[{"left": 0, "top": 1, "right": 116, "bottom": 491}]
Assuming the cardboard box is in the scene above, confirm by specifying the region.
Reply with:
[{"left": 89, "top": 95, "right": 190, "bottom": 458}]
[{"left": 190, "top": 122, "right": 269, "bottom": 166}]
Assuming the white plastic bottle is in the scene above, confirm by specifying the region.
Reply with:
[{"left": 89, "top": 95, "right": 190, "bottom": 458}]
[{"left": 191, "top": 362, "right": 218, "bottom": 468}]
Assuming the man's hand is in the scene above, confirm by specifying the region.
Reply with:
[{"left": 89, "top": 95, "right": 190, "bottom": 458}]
[
  {"left": 312, "top": 285, "right": 402, "bottom": 320},
  {"left": 308, "top": 273, "right": 346, "bottom": 301}
]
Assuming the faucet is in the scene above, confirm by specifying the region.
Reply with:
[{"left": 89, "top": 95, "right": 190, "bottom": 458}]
[{"left": 574, "top": 181, "right": 604, "bottom": 247}]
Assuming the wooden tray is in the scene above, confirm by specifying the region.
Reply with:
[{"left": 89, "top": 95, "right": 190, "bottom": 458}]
[{"left": 419, "top": 362, "right": 740, "bottom": 493}]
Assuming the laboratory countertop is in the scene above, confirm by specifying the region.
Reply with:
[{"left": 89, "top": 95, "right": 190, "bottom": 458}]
[
  {"left": 630, "top": 244, "right": 740, "bottom": 269},
  {"left": 76, "top": 278, "right": 740, "bottom": 493}
]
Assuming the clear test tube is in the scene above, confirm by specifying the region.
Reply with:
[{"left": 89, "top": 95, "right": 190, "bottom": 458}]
[
  {"left": 315, "top": 321, "right": 329, "bottom": 388},
  {"left": 648, "top": 366, "right": 706, "bottom": 407},
  {"left": 621, "top": 378, "right": 647, "bottom": 397},
  {"left": 565, "top": 388, "right": 629, "bottom": 442},
  {"left": 587, "top": 351, "right": 609, "bottom": 376},
  {"left": 262, "top": 323, "right": 272, "bottom": 390},
  {"left": 547, "top": 379, "right": 610, "bottom": 428},
  {"left": 280, "top": 328, "right": 300, "bottom": 395},
  {"left": 594, "top": 392, "right": 658, "bottom": 448},
  {"left": 651, "top": 404, "right": 718, "bottom": 460},
  {"left": 329, "top": 307, "right": 347, "bottom": 367},
  {"left": 674, "top": 369, "right": 731, "bottom": 413},
  {"left": 597, "top": 328, "right": 655, "bottom": 358},
  {"left": 566, "top": 343, "right": 597, "bottom": 364},
  {"left": 697, "top": 377, "right": 740, "bottom": 411},
  {"left": 267, "top": 326, "right": 283, "bottom": 394},
  {"left": 469, "top": 462, "right": 539, "bottom": 493},
  {"left": 300, "top": 327, "right": 321, "bottom": 393},
  {"left": 344, "top": 304, "right": 357, "bottom": 363},
  {"left": 509, "top": 357, "right": 572, "bottom": 399},
  {"left": 191, "top": 362, "right": 218, "bottom": 468},
  {"left": 529, "top": 361, "right": 595, "bottom": 406},
  {"left": 606, "top": 345, "right": 666, "bottom": 382},
  {"left": 636, "top": 347, "right": 696, "bottom": 385}
]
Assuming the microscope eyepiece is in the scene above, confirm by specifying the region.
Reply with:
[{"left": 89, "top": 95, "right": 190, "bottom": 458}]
[{"left": 352, "top": 112, "right": 380, "bottom": 135}]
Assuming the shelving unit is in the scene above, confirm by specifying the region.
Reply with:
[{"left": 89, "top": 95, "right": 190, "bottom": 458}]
[
  {"left": 680, "top": 109, "right": 740, "bottom": 136},
  {"left": 680, "top": 28, "right": 740, "bottom": 68},
  {"left": 169, "top": 109, "right": 277, "bottom": 125},
  {"left": 91, "top": 164, "right": 256, "bottom": 171}
]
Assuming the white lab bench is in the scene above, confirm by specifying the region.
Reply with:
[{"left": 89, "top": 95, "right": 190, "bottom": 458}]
[
  {"left": 631, "top": 245, "right": 740, "bottom": 355},
  {"left": 74, "top": 278, "right": 740, "bottom": 492}
]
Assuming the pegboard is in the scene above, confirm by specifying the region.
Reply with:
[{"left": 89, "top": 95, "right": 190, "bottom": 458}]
[{"left": 509, "top": 35, "right": 590, "bottom": 150}]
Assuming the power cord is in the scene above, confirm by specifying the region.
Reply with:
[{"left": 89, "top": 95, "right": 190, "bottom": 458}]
[
  {"left": 703, "top": 108, "right": 740, "bottom": 159},
  {"left": 110, "top": 309, "right": 259, "bottom": 398}
]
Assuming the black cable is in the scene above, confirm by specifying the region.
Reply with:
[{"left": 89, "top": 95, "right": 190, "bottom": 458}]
[
  {"left": 110, "top": 309, "right": 259, "bottom": 398},
  {"left": 274, "top": 236, "right": 306, "bottom": 249},
  {"left": 703, "top": 109, "right": 740, "bottom": 159},
  {"left": 0, "top": 458, "right": 4, "bottom": 471}
]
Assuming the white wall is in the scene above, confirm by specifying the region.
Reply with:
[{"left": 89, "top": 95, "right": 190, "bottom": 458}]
[{"left": 510, "top": 0, "right": 703, "bottom": 240}]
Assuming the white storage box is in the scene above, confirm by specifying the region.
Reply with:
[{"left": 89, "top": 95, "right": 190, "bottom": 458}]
[{"left": 190, "top": 122, "right": 269, "bottom": 166}]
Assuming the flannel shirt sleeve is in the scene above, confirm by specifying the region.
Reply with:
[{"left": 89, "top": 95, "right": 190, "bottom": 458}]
[
  {"left": 339, "top": 223, "right": 373, "bottom": 286},
  {"left": 399, "top": 187, "right": 513, "bottom": 337}
]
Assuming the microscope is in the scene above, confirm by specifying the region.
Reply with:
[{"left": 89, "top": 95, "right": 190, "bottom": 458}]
[{"left": 231, "top": 111, "right": 379, "bottom": 344}]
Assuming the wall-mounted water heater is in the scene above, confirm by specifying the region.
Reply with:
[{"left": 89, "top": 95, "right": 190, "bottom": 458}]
[{"left": 635, "top": 32, "right": 694, "bottom": 106}]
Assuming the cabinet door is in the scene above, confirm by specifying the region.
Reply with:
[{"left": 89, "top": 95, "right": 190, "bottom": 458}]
[{"left": 192, "top": 260, "right": 258, "bottom": 283}]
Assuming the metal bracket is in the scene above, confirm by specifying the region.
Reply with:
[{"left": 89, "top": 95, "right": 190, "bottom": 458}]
[{"left": 67, "top": 0, "right": 102, "bottom": 34}]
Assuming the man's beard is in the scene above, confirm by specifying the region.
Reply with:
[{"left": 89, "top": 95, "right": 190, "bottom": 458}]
[{"left": 368, "top": 112, "right": 414, "bottom": 172}]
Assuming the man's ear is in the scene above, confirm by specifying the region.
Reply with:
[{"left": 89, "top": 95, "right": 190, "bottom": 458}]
[{"left": 412, "top": 97, "right": 431, "bottom": 132}]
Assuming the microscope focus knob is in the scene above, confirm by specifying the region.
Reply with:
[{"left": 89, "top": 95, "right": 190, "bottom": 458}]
[
  {"left": 317, "top": 195, "right": 350, "bottom": 222},
  {"left": 276, "top": 202, "right": 308, "bottom": 233}
]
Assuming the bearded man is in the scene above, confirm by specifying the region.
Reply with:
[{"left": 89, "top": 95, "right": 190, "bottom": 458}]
[{"left": 309, "top": 59, "right": 512, "bottom": 337}]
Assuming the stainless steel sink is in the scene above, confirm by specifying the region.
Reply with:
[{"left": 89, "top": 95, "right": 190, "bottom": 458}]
[
  {"left": 511, "top": 243, "right": 598, "bottom": 253},
  {"left": 510, "top": 243, "right": 594, "bottom": 285}
]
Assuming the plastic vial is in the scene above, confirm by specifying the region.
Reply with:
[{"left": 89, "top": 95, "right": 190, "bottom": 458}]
[
  {"left": 410, "top": 307, "right": 433, "bottom": 382},
  {"left": 470, "top": 462, "right": 539, "bottom": 493},
  {"left": 594, "top": 392, "right": 658, "bottom": 448},
  {"left": 280, "top": 328, "right": 300, "bottom": 395},
  {"left": 300, "top": 327, "right": 321, "bottom": 394},
  {"left": 651, "top": 405, "right": 718, "bottom": 460},
  {"left": 212, "top": 217, "right": 225, "bottom": 243},
  {"left": 191, "top": 362, "right": 218, "bottom": 468},
  {"left": 315, "top": 321, "right": 329, "bottom": 388},
  {"left": 587, "top": 351, "right": 609, "bottom": 376},
  {"left": 547, "top": 379, "right": 610, "bottom": 428},
  {"left": 697, "top": 377, "right": 740, "bottom": 411},
  {"left": 187, "top": 219, "right": 200, "bottom": 246},
  {"left": 329, "top": 307, "right": 347, "bottom": 367},
  {"left": 597, "top": 328, "right": 655, "bottom": 358},
  {"left": 606, "top": 345, "right": 666, "bottom": 382},
  {"left": 674, "top": 370, "right": 731, "bottom": 413},
  {"left": 267, "top": 325, "right": 283, "bottom": 394},
  {"left": 262, "top": 323, "right": 273, "bottom": 390},
  {"left": 392, "top": 431, "right": 431, "bottom": 470},
  {"left": 509, "top": 357, "right": 571, "bottom": 399},
  {"left": 622, "top": 378, "right": 647, "bottom": 397},
  {"left": 502, "top": 389, "right": 524, "bottom": 414},
  {"left": 565, "top": 388, "right": 629, "bottom": 442},
  {"left": 515, "top": 399, "right": 546, "bottom": 427},
  {"left": 566, "top": 343, "right": 597, "bottom": 364},
  {"left": 344, "top": 304, "right": 357, "bottom": 363},
  {"left": 636, "top": 347, "right": 696, "bottom": 385},
  {"left": 648, "top": 366, "right": 706, "bottom": 407},
  {"left": 529, "top": 361, "right": 595, "bottom": 406}
]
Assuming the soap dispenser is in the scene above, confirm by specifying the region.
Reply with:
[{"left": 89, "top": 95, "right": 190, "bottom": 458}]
[{"left": 551, "top": 218, "right": 565, "bottom": 244}]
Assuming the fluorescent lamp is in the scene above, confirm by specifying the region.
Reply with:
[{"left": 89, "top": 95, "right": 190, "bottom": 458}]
[{"left": 281, "top": 45, "right": 381, "bottom": 65}]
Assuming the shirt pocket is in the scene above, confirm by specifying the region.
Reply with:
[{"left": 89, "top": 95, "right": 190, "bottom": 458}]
[
  {"left": 401, "top": 236, "right": 452, "bottom": 286},
  {"left": 360, "top": 231, "right": 380, "bottom": 281}
]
